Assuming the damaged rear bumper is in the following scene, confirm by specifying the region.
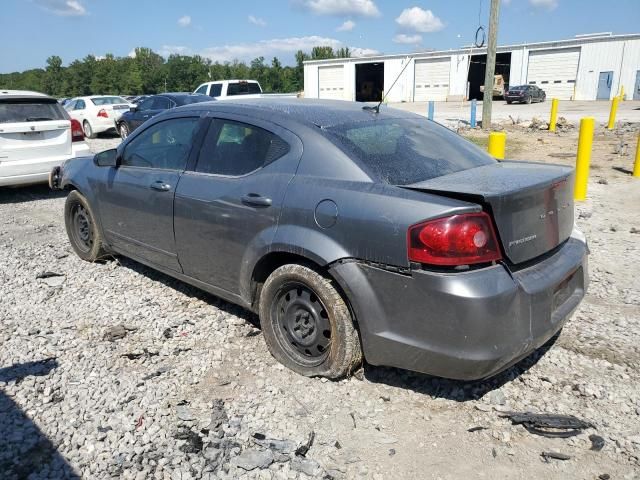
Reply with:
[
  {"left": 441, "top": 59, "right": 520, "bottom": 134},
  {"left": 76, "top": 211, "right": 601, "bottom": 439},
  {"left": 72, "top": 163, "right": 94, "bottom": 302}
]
[{"left": 330, "top": 235, "right": 588, "bottom": 381}]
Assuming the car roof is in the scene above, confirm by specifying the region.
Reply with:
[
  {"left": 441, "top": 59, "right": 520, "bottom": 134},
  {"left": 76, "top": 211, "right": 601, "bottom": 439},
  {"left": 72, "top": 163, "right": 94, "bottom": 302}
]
[
  {"left": 156, "top": 92, "right": 206, "bottom": 100},
  {"left": 177, "top": 98, "right": 418, "bottom": 128},
  {"left": 0, "top": 89, "right": 55, "bottom": 101}
]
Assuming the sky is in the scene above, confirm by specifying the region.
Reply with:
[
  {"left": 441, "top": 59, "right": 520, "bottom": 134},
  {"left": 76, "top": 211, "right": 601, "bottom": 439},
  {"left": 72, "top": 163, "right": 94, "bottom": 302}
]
[{"left": 1, "top": 0, "right": 639, "bottom": 73}]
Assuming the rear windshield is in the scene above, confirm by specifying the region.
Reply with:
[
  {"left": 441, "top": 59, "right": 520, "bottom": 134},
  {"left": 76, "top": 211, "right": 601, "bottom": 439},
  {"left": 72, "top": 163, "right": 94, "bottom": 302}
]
[
  {"left": 91, "top": 96, "right": 129, "bottom": 105},
  {"left": 509, "top": 86, "right": 527, "bottom": 91},
  {"left": 325, "top": 118, "right": 495, "bottom": 185},
  {"left": 226, "top": 82, "right": 261, "bottom": 96},
  {"left": 0, "top": 99, "right": 66, "bottom": 124}
]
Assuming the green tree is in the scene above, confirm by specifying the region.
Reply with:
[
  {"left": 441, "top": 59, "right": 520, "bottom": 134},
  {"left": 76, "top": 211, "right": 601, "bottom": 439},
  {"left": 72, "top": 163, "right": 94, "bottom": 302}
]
[{"left": 42, "top": 55, "right": 64, "bottom": 96}]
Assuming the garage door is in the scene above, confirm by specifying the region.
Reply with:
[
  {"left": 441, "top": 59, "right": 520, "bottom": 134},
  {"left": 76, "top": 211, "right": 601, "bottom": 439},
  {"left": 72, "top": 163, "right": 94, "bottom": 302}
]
[
  {"left": 318, "top": 66, "right": 345, "bottom": 100},
  {"left": 414, "top": 58, "right": 451, "bottom": 101},
  {"left": 527, "top": 48, "right": 580, "bottom": 100}
]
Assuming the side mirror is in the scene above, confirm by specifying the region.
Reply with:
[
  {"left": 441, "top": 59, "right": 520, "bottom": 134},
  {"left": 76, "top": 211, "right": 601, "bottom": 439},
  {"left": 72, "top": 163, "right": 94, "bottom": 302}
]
[{"left": 95, "top": 148, "right": 119, "bottom": 167}]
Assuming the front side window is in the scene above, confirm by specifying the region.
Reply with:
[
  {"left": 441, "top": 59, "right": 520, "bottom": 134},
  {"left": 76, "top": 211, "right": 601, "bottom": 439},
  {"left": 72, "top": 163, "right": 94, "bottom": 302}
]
[
  {"left": 152, "top": 97, "right": 171, "bottom": 110},
  {"left": 121, "top": 117, "right": 200, "bottom": 170},
  {"left": 195, "top": 119, "right": 289, "bottom": 176},
  {"left": 137, "top": 97, "right": 155, "bottom": 111},
  {"left": 325, "top": 118, "right": 495, "bottom": 185}
]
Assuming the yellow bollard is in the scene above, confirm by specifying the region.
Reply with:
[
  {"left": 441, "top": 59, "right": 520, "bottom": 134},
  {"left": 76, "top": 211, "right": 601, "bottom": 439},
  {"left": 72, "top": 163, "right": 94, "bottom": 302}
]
[
  {"left": 620, "top": 85, "right": 625, "bottom": 101},
  {"left": 549, "top": 98, "right": 559, "bottom": 132},
  {"left": 574, "top": 117, "right": 595, "bottom": 201},
  {"left": 633, "top": 134, "right": 640, "bottom": 178},
  {"left": 487, "top": 131, "right": 506, "bottom": 160},
  {"left": 607, "top": 96, "right": 619, "bottom": 130}
]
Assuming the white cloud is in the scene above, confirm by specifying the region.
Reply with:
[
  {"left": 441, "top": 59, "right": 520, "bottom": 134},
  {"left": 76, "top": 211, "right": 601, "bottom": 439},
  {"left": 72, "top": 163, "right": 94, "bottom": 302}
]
[
  {"left": 393, "top": 33, "right": 422, "bottom": 44},
  {"left": 34, "top": 0, "right": 87, "bottom": 16},
  {"left": 248, "top": 15, "right": 267, "bottom": 27},
  {"left": 158, "top": 45, "right": 193, "bottom": 57},
  {"left": 200, "top": 36, "right": 343, "bottom": 63},
  {"left": 395, "top": 7, "right": 444, "bottom": 33},
  {"left": 529, "top": 0, "right": 558, "bottom": 9},
  {"left": 128, "top": 49, "right": 137, "bottom": 58},
  {"left": 336, "top": 20, "right": 356, "bottom": 32},
  {"left": 295, "top": 0, "right": 380, "bottom": 17},
  {"left": 177, "top": 15, "right": 192, "bottom": 27},
  {"left": 350, "top": 47, "right": 380, "bottom": 57}
]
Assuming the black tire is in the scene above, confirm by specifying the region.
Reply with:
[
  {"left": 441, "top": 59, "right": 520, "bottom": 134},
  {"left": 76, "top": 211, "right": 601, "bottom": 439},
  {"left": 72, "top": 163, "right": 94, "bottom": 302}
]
[
  {"left": 526, "top": 95, "right": 532, "bottom": 105},
  {"left": 506, "top": 100, "right": 512, "bottom": 105},
  {"left": 118, "top": 122, "right": 130, "bottom": 140},
  {"left": 259, "top": 264, "right": 363, "bottom": 379},
  {"left": 83, "top": 120, "right": 96, "bottom": 139},
  {"left": 64, "top": 190, "right": 106, "bottom": 262}
]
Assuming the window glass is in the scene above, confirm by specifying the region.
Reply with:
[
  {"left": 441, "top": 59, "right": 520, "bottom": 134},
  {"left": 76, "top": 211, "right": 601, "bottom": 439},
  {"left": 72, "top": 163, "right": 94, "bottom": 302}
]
[
  {"left": 0, "top": 100, "right": 66, "bottom": 123},
  {"left": 121, "top": 117, "right": 200, "bottom": 170},
  {"left": 75, "top": 100, "right": 86, "bottom": 110},
  {"left": 195, "top": 85, "right": 208, "bottom": 95},
  {"left": 152, "top": 97, "right": 171, "bottom": 110},
  {"left": 226, "top": 82, "right": 261, "bottom": 96},
  {"left": 210, "top": 84, "right": 222, "bottom": 97},
  {"left": 137, "top": 97, "right": 155, "bottom": 111},
  {"left": 325, "top": 118, "right": 495, "bottom": 185},
  {"left": 195, "top": 119, "right": 289, "bottom": 176},
  {"left": 64, "top": 100, "right": 76, "bottom": 111},
  {"left": 91, "top": 96, "right": 128, "bottom": 105}
]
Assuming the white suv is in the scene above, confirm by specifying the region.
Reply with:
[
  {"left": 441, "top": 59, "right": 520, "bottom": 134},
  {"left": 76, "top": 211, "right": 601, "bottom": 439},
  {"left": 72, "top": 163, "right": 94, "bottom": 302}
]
[{"left": 0, "top": 90, "right": 91, "bottom": 187}]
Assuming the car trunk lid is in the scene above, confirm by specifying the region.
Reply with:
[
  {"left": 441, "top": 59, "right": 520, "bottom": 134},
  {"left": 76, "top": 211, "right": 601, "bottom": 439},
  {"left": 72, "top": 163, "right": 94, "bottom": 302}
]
[{"left": 402, "top": 161, "right": 574, "bottom": 264}]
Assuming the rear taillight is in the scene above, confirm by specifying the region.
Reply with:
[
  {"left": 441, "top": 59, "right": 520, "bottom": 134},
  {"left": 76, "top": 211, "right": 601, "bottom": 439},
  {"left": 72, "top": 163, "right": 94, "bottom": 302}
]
[
  {"left": 70, "top": 119, "right": 84, "bottom": 142},
  {"left": 408, "top": 213, "right": 502, "bottom": 266},
  {"left": 97, "top": 109, "right": 109, "bottom": 118}
]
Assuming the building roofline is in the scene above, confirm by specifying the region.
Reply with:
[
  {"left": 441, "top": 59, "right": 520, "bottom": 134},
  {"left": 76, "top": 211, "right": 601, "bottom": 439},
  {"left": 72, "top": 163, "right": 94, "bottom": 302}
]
[{"left": 303, "top": 33, "right": 640, "bottom": 65}]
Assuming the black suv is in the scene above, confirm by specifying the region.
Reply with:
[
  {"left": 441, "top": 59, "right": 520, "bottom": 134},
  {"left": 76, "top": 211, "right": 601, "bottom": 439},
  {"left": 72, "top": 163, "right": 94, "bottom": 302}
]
[{"left": 504, "top": 85, "right": 546, "bottom": 104}]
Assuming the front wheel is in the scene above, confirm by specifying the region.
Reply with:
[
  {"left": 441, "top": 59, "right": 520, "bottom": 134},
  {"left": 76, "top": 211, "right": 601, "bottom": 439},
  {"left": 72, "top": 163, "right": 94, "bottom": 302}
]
[
  {"left": 506, "top": 100, "right": 512, "bottom": 105},
  {"left": 83, "top": 120, "right": 96, "bottom": 139},
  {"left": 259, "top": 264, "right": 363, "bottom": 379},
  {"left": 526, "top": 96, "right": 532, "bottom": 104},
  {"left": 64, "top": 190, "right": 106, "bottom": 262},
  {"left": 118, "top": 122, "right": 130, "bottom": 140}
]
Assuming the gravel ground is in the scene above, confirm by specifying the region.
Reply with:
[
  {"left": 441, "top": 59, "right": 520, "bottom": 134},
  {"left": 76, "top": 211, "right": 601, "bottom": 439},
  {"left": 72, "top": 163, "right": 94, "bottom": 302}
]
[{"left": 1, "top": 124, "right": 639, "bottom": 480}]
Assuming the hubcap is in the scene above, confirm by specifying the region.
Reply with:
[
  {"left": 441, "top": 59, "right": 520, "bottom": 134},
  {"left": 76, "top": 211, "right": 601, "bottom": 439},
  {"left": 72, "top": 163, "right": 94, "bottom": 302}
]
[{"left": 273, "top": 282, "right": 331, "bottom": 364}]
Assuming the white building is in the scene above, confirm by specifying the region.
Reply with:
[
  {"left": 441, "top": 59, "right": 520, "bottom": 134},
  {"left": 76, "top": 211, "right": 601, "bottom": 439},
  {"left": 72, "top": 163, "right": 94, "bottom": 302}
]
[{"left": 303, "top": 33, "right": 640, "bottom": 102}]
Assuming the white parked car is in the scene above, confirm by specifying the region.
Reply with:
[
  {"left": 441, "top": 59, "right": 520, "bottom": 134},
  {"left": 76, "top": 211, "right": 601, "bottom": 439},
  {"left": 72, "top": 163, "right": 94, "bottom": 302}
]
[
  {"left": 65, "top": 95, "right": 132, "bottom": 138},
  {"left": 0, "top": 90, "right": 91, "bottom": 187}
]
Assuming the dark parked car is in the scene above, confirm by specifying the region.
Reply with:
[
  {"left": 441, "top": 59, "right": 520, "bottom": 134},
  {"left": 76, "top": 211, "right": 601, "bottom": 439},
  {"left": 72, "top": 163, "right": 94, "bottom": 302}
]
[
  {"left": 505, "top": 85, "right": 546, "bottom": 104},
  {"left": 50, "top": 99, "right": 588, "bottom": 381},
  {"left": 116, "top": 93, "right": 211, "bottom": 139}
]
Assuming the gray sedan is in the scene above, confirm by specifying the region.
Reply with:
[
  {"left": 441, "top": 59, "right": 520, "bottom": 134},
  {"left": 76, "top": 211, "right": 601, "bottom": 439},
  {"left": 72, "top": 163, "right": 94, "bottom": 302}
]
[{"left": 50, "top": 99, "right": 588, "bottom": 380}]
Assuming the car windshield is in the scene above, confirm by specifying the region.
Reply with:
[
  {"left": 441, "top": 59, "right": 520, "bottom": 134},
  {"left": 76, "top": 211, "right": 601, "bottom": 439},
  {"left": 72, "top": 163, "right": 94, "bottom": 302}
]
[
  {"left": 226, "top": 82, "right": 261, "bottom": 96},
  {"left": 325, "top": 118, "right": 495, "bottom": 185},
  {"left": 91, "top": 96, "right": 128, "bottom": 105},
  {"left": 0, "top": 99, "right": 66, "bottom": 123}
]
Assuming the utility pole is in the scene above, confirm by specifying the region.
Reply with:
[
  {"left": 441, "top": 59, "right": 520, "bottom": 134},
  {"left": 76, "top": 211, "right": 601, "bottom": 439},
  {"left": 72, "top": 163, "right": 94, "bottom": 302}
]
[{"left": 482, "top": 0, "right": 501, "bottom": 129}]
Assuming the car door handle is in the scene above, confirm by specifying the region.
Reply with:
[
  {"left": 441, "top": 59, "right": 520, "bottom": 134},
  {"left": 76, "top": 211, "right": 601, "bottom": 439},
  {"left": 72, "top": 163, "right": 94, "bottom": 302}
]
[
  {"left": 150, "top": 181, "right": 171, "bottom": 192},
  {"left": 241, "top": 193, "right": 272, "bottom": 207}
]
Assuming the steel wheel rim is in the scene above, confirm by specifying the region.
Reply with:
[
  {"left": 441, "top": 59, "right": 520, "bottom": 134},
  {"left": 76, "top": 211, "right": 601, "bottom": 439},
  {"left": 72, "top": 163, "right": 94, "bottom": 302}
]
[
  {"left": 271, "top": 281, "right": 332, "bottom": 366},
  {"left": 71, "top": 203, "right": 93, "bottom": 252},
  {"left": 83, "top": 122, "right": 92, "bottom": 137},
  {"left": 120, "top": 124, "right": 128, "bottom": 139}
]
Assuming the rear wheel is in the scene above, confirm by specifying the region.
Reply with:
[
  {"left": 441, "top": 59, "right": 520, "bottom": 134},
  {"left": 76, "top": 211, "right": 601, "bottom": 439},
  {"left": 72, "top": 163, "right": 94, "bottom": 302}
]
[
  {"left": 83, "top": 120, "right": 96, "bottom": 139},
  {"left": 64, "top": 190, "right": 106, "bottom": 262},
  {"left": 118, "top": 122, "right": 130, "bottom": 140},
  {"left": 259, "top": 264, "right": 362, "bottom": 379}
]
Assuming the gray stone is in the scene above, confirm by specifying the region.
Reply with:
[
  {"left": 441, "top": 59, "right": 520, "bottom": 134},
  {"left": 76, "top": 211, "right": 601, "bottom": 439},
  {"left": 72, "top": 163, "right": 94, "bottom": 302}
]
[
  {"left": 233, "top": 449, "right": 274, "bottom": 471},
  {"left": 290, "top": 457, "right": 322, "bottom": 477},
  {"left": 176, "top": 405, "right": 195, "bottom": 422}
]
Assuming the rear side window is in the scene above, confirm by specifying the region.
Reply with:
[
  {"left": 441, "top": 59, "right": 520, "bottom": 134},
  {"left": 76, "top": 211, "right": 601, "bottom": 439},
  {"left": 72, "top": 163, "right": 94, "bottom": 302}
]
[
  {"left": 152, "top": 97, "right": 171, "bottom": 110},
  {"left": 210, "top": 84, "right": 222, "bottom": 97},
  {"left": 226, "top": 82, "right": 261, "bottom": 96},
  {"left": 325, "top": 118, "right": 495, "bottom": 185},
  {"left": 0, "top": 99, "right": 66, "bottom": 123},
  {"left": 195, "top": 85, "right": 208, "bottom": 95},
  {"left": 195, "top": 119, "right": 289, "bottom": 176}
]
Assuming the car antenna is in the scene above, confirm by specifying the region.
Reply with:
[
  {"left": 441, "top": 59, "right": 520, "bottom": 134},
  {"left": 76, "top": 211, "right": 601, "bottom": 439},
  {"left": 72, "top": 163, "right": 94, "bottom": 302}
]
[{"left": 363, "top": 56, "right": 411, "bottom": 114}]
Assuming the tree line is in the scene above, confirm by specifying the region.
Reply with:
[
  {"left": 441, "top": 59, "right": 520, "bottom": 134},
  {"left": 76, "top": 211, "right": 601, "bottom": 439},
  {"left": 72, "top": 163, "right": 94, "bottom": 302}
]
[{"left": 0, "top": 46, "right": 351, "bottom": 98}]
